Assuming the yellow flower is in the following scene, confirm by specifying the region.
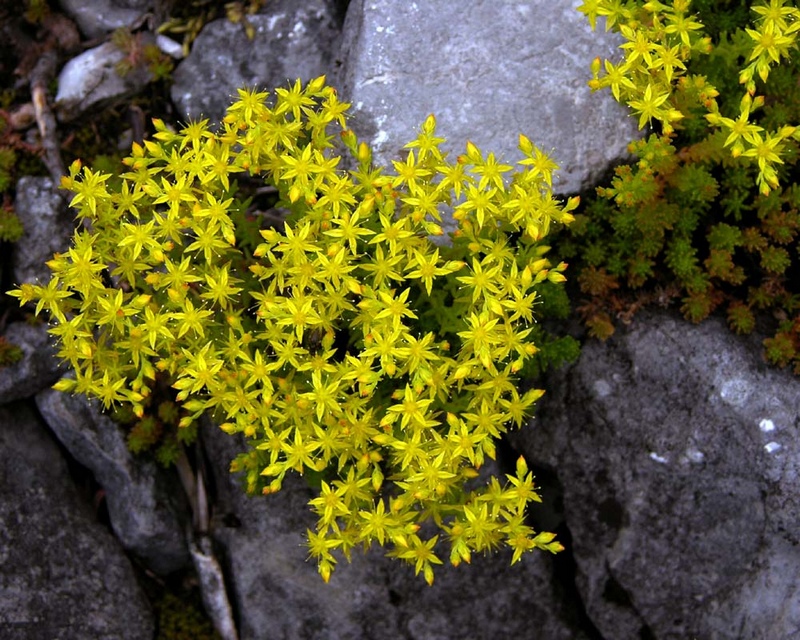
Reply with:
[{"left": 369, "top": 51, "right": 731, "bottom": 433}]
[
  {"left": 628, "top": 83, "right": 671, "bottom": 129},
  {"left": 404, "top": 248, "right": 463, "bottom": 295}
]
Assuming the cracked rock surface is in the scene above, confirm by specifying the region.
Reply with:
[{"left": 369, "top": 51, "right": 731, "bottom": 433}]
[
  {"left": 202, "top": 420, "right": 586, "bottom": 640},
  {"left": 0, "top": 402, "right": 154, "bottom": 640},
  {"left": 511, "top": 310, "right": 800, "bottom": 640}
]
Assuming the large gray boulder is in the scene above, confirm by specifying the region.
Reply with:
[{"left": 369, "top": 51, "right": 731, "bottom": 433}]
[
  {"left": 335, "top": 0, "right": 639, "bottom": 195},
  {"left": 36, "top": 388, "right": 191, "bottom": 575},
  {"left": 171, "top": 0, "right": 345, "bottom": 124},
  {"left": 201, "top": 419, "right": 589, "bottom": 640},
  {"left": 512, "top": 310, "right": 800, "bottom": 639},
  {"left": 0, "top": 401, "right": 154, "bottom": 639}
]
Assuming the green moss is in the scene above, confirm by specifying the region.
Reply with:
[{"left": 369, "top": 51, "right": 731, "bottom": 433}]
[
  {"left": 0, "top": 336, "right": 23, "bottom": 368},
  {"left": 115, "top": 378, "right": 197, "bottom": 468},
  {"left": 569, "top": 0, "right": 800, "bottom": 374},
  {"left": 0, "top": 207, "right": 23, "bottom": 243},
  {"left": 156, "top": 591, "right": 219, "bottom": 640}
]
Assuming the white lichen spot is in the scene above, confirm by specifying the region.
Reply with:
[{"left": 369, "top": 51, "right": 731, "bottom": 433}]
[
  {"left": 369, "top": 114, "right": 388, "bottom": 147},
  {"left": 593, "top": 379, "right": 612, "bottom": 398},
  {"left": 293, "top": 21, "right": 306, "bottom": 36},
  {"left": 649, "top": 452, "right": 668, "bottom": 464},
  {"left": 759, "top": 418, "right": 776, "bottom": 433},
  {"left": 376, "top": 25, "right": 384, "bottom": 33},
  {"left": 685, "top": 447, "right": 705, "bottom": 463},
  {"left": 267, "top": 14, "right": 284, "bottom": 31},
  {"left": 361, "top": 73, "right": 395, "bottom": 87},
  {"left": 764, "top": 441, "right": 782, "bottom": 454},
  {"left": 372, "top": 130, "right": 388, "bottom": 147},
  {"left": 719, "top": 378, "right": 751, "bottom": 408}
]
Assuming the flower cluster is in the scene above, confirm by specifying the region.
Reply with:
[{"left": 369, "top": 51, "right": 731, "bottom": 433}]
[
  {"left": 580, "top": 0, "right": 800, "bottom": 194},
  {"left": 10, "top": 76, "right": 574, "bottom": 583}
]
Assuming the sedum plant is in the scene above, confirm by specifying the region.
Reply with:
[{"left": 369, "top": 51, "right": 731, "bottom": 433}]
[
  {"left": 565, "top": 0, "right": 800, "bottom": 373},
  {"left": 10, "top": 76, "right": 575, "bottom": 583},
  {"left": 580, "top": 0, "right": 800, "bottom": 195}
]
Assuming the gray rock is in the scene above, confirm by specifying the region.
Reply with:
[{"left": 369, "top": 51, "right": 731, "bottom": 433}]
[
  {"left": 0, "top": 401, "right": 154, "bottom": 639},
  {"left": 55, "top": 40, "right": 154, "bottom": 122},
  {"left": 12, "top": 177, "right": 71, "bottom": 287},
  {"left": 4, "top": 177, "right": 73, "bottom": 402},
  {"left": 59, "top": 0, "right": 152, "bottom": 39},
  {"left": 512, "top": 310, "right": 800, "bottom": 639},
  {"left": 202, "top": 419, "right": 587, "bottom": 640},
  {"left": 36, "top": 388, "right": 190, "bottom": 575},
  {"left": 171, "top": 0, "right": 344, "bottom": 125},
  {"left": 336, "top": 0, "right": 639, "bottom": 195},
  {"left": 0, "top": 323, "right": 66, "bottom": 403}
]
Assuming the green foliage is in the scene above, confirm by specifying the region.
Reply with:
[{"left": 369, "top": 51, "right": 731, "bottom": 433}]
[
  {"left": 0, "top": 147, "right": 16, "bottom": 192},
  {"left": 0, "top": 204, "right": 24, "bottom": 243},
  {"left": 111, "top": 28, "right": 174, "bottom": 82},
  {"left": 23, "top": 0, "right": 50, "bottom": 24},
  {"left": 566, "top": 0, "right": 800, "bottom": 373},
  {"left": 579, "top": 0, "right": 800, "bottom": 195},
  {"left": 516, "top": 281, "right": 581, "bottom": 378},
  {"left": 690, "top": 0, "right": 751, "bottom": 38},
  {"left": 0, "top": 336, "right": 23, "bottom": 368},
  {"left": 9, "top": 77, "right": 576, "bottom": 583},
  {"left": 117, "top": 389, "right": 195, "bottom": 467}
]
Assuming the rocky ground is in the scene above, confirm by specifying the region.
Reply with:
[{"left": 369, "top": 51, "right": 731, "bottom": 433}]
[{"left": 1, "top": 1, "right": 799, "bottom": 639}]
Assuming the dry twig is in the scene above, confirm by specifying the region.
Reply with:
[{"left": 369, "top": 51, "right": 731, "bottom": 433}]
[{"left": 29, "top": 49, "right": 65, "bottom": 182}]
